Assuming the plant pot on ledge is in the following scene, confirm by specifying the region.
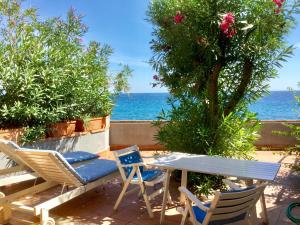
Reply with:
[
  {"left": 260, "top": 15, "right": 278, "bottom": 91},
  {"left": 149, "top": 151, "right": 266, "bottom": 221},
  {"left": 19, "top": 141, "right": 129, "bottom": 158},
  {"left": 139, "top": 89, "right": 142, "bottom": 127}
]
[
  {"left": 48, "top": 121, "right": 76, "bottom": 138},
  {"left": 0, "top": 128, "right": 24, "bottom": 142},
  {"left": 76, "top": 116, "right": 108, "bottom": 132}
]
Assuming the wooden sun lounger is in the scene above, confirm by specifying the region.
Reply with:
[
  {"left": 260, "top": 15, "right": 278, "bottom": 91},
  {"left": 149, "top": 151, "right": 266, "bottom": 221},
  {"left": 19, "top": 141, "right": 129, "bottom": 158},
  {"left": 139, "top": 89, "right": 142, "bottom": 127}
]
[
  {"left": 0, "top": 139, "right": 101, "bottom": 188},
  {"left": 0, "top": 148, "right": 119, "bottom": 225},
  {"left": 0, "top": 140, "right": 39, "bottom": 187}
]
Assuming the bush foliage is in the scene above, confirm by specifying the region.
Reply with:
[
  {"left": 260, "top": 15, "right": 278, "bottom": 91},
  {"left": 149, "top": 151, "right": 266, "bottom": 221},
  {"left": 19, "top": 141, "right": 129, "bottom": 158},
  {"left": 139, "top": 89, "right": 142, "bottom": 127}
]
[
  {"left": 0, "top": 1, "right": 131, "bottom": 142},
  {"left": 148, "top": 0, "right": 299, "bottom": 194}
]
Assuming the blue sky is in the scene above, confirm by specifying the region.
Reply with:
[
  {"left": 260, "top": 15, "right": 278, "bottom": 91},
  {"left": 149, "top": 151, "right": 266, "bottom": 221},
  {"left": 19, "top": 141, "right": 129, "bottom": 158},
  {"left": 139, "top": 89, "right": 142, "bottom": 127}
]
[{"left": 25, "top": 0, "right": 300, "bottom": 93}]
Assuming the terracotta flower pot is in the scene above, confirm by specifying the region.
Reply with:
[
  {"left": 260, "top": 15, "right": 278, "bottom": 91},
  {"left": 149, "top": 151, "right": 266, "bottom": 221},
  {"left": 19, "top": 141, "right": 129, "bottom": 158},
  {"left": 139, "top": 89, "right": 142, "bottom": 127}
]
[
  {"left": 48, "top": 121, "right": 76, "bottom": 137},
  {"left": 76, "top": 117, "right": 107, "bottom": 132},
  {"left": 0, "top": 128, "right": 24, "bottom": 142}
]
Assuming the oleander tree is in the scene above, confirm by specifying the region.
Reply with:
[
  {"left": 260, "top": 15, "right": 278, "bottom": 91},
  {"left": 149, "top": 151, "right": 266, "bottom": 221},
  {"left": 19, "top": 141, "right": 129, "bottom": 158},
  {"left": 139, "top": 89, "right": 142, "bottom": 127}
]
[
  {"left": 149, "top": 0, "right": 300, "bottom": 154},
  {"left": 148, "top": 0, "right": 300, "bottom": 193}
]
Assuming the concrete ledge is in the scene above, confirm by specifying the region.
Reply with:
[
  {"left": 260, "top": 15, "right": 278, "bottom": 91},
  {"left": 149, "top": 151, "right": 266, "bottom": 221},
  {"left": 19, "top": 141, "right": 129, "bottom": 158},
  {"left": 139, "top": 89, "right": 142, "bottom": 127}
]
[{"left": 110, "top": 120, "right": 300, "bottom": 150}]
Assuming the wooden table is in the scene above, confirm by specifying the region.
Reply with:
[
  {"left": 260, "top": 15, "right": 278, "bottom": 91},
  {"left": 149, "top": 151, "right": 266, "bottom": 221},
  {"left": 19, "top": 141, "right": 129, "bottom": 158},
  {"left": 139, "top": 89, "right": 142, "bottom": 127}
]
[{"left": 148, "top": 152, "right": 281, "bottom": 224}]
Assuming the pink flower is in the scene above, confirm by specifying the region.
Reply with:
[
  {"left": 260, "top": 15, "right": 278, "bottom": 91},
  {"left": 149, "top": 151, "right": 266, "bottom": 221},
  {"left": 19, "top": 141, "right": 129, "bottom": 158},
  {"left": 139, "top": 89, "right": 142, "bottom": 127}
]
[
  {"left": 275, "top": 8, "right": 281, "bottom": 14},
  {"left": 174, "top": 11, "right": 184, "bottom": 24},
  {"left": 225, "top": 29, "right": 237, "bottom": 38},
  {"left": 153, "top": 75, "right": 159, "bottom": 81},
  {"left": 224, "top": 12, "right": 235, "bottom": 24},
  {"left": 219, "top": 21, "right": 230, "bottom": 32},
  {"left": 273, "top": 0, "right": 285, "bottom": 8},
  {"left": 220, "top": 12, "right": 237, "bottom": 38}
]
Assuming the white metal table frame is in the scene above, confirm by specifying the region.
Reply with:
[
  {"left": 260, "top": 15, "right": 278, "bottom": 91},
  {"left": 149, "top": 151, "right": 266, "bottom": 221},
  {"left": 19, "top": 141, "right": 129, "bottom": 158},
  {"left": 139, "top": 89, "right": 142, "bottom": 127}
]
[{"left": 148, "top": 152, "right": 281, "bottom": 224}]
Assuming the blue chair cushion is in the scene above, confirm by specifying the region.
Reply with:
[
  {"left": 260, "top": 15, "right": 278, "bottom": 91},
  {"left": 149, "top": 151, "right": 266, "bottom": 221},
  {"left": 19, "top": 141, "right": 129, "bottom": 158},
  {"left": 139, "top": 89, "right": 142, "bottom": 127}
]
[
  {"left": 132, "top": 169, "right": 162, "bottom": 182},
  {"left": 118, "top": 151, "right": 144, "bottom": 177},
  {"left": 75, "top": 159, "right": 118, "bottom": 184},
  {"left": 193, "top": 203, "right": 246, "bottom": 225},
  {"left": 62, "top": 151, "right": 99, "bottom": 164},
  {"left": 193, "top": 186, "right": 255, "bottom": 224}
]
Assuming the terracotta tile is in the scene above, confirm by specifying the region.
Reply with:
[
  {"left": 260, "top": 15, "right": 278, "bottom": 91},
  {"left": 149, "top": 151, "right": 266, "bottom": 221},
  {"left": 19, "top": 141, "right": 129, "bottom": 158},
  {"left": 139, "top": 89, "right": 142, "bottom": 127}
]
[{"left": 6, "top": 151, "right": 300, "bottom": 225}]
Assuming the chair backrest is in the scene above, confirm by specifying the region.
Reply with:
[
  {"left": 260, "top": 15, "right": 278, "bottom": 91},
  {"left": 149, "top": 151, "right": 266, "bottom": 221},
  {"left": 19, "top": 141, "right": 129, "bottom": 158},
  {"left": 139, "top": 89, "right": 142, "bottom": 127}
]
[
  {"left": 0, "top": 139, "right": 28, "bottom": 168},
  {"left": 113, "top": 145, "right": 144, "bottom": 182},
  {"left": 15, "top": 148, "right": 84, "bottom": 187},
  {"left": 204, "top": 183, "right": 267, "bottom": 224}
]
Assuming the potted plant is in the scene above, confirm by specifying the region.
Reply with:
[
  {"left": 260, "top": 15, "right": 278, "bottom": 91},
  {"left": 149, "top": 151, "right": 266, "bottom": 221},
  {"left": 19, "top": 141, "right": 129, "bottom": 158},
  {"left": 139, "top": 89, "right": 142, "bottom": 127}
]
[
  {"left": 0, "top": 3, "right": 131, "bottom": 144},
  {"left": 48, "top": 121, "right": 77, "bottom": 137}
]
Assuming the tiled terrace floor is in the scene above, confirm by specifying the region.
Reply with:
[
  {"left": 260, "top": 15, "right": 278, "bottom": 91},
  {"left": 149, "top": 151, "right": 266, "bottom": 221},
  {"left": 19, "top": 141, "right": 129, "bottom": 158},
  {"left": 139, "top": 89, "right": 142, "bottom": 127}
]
[{"left": 6, "top": 151, "right": 300, "bottom": 225}]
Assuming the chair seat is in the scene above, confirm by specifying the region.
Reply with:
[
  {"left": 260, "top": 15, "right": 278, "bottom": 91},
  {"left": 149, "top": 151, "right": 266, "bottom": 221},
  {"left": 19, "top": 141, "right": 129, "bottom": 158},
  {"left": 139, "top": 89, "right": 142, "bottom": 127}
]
[
  {"left": 132, "top": 169, "right": 162, "bottom": 182},
  {"left": 193, "top": 203, "right": 246, "bottom": 225},
  {"left": 75, "top": 159, "right": 118, "bottom": 184},
  {"left": 62, "top": 151, "right": 99, "bottom": 164}
]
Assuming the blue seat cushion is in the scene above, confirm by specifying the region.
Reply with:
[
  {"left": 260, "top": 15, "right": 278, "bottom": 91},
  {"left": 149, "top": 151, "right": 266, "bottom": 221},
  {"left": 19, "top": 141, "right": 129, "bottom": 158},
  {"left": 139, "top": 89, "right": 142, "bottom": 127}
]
[
  {"left": 62, "top": 151, "right": 99, "bottom": 164},
  {"left": 118, "top": 151, "right": 144, "bottom": 177},
  {"left": 193, "top": 186, "right": 255, "bottom": 224},
  {"left": 75, "top": 159, "right": 118, "bottom": 184},
  {"left": 193, "top": 203, "right": 246, "bottom": 225},
  {"left": 132, "top": 169, "right": 162, "bottom": 182}
]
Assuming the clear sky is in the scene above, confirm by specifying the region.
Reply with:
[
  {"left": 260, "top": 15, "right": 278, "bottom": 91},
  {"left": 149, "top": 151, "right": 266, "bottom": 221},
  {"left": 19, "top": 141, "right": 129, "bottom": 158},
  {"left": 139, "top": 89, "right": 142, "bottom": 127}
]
[{"left": 24, "top": 0, "right": 300, "bottom": 93}]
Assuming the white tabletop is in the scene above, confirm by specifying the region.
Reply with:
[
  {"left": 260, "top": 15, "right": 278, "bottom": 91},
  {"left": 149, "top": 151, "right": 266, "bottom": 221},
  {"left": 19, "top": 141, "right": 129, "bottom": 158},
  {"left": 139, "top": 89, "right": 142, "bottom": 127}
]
[{"left": 148, "top": 152, "right": 280, "bottom": 181}]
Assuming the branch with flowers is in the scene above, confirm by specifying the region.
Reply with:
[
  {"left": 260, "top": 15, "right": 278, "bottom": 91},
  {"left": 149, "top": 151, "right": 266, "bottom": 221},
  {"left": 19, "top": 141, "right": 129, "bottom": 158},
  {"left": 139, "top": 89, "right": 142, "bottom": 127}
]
[{"left": 148, "top": 0, "right": 300, "bottom": 154}]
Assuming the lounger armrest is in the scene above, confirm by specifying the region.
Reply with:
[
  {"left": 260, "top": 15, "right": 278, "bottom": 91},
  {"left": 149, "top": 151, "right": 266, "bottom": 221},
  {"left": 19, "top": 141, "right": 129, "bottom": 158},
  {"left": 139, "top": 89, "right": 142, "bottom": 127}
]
[
  {"left": 179, "top": 186, "right": 211, "bottom": 212},
  {"left": 120, "top": 162, "right": 146, "bottom": 168},
  {"left": 222, "top": 179, "right": 242, "bottom": 191}
]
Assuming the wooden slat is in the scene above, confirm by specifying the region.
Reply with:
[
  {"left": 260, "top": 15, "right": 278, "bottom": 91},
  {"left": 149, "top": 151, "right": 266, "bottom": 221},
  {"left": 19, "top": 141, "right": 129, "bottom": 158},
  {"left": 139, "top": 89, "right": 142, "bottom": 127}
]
[
  {"left": 217, "top": 194, "right": 256, "bottom": 207},
  {"left": 214, "top": 200, "right": 254, "bottom": 214},
  {"left": 0, "top": 173, "right": 37, "bottom": 187},
  {"left": 0, "top": 166, "right": 25, "bottom": 176},
  {"left": 0, "top": 181, "right": 56, "bottom": 205},
  {"left": 16, "top": 150, "right": 82, "bottom": 187},
  {"left": 211, "top": 207, "right": 249, "bottom": 221},
  {"left": 220, "top": 189, "right": 258, "bottom": 200},
  {"left": 34, "top": 171, "right": 118, "bottom": 215}
]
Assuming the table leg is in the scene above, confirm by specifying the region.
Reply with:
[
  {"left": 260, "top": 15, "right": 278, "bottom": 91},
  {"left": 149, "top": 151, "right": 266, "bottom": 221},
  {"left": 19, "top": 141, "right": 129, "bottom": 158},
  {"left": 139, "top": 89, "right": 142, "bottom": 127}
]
[
  {"left": 160, "top": 169, "right": 171, "bottom": 224},
  {"left": 245, "top": 179, "right": 259, "bottom": 224},
  {"left": 180, "top": 170, "right": 187, "bottom": 204},
  {"left": 260, "top": 192, "right": 269, "bottom": 225}
]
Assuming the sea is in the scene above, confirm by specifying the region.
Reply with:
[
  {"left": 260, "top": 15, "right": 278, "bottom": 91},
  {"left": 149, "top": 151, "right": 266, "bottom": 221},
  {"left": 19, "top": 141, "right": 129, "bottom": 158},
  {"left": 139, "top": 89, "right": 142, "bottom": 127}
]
[{"left": 111, "top": 91, "right": 300, "bottom": 120}]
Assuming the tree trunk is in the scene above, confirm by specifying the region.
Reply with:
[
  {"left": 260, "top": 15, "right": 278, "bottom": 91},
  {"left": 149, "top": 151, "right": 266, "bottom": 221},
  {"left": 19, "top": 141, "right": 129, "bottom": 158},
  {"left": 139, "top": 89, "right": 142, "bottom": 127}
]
[{"left": 224, "top": 58, "right": 253, "bottom": 116}]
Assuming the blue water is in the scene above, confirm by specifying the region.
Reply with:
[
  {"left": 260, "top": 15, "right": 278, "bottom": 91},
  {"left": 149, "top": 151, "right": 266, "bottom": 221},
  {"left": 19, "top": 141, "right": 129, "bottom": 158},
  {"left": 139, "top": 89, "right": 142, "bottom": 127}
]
[{"left": 111, "top": 91, "right": 300, "bottom": 120}]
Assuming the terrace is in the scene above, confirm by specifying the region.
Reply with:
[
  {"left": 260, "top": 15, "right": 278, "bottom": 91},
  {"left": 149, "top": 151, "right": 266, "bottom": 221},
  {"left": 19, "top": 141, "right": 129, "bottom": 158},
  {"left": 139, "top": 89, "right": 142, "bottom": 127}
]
[
  {"left": 0, "top": 0, "right": 300, "bottom": 225},
  {"left": 1, "top": 149, "right": 298, "bottom": 225}
]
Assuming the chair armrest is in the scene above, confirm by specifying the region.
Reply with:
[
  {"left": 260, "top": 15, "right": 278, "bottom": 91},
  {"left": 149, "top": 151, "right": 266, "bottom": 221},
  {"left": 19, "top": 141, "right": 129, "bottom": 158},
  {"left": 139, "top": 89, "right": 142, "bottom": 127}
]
[
  {"left": 179, "top": 186, "right": 211, "bottom": 212},
  {"left": 141, "top": 155, "right": 157, "bottom": 159},
  {"left": 120, "top": 163, "right": 146, "bottom": 168},
  {"left": 222, "top": 179, "right": 242, "bottom": 191}
]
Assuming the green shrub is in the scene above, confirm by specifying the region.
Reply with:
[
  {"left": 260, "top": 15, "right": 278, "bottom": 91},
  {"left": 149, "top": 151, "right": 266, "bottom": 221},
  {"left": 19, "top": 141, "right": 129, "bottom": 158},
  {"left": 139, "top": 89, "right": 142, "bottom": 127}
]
[
  {"left": 148, "top": 0, "right": 299, "bottom": 194},
  {"left": 0, "top": 1, "right": 131, "bottom": 143},
  {"left": 285, "top": 85, "right": 300, "bottom": 171}
]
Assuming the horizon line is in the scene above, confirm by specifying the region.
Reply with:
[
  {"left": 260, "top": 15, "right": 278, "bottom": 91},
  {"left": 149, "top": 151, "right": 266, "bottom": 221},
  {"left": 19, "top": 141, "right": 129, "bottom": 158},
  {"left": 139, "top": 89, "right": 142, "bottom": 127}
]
[{"left": 122, "top": 90, "right": 299, "bottom": 94}]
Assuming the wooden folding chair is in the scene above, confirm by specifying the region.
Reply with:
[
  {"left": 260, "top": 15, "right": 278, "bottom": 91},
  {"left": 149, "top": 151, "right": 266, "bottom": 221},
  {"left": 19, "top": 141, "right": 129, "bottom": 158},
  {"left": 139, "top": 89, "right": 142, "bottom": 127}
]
[
  {"left": 179, "top": 179, "right": 267, "bottom": 225},
  {"left": 113, "top": 145, "right": 171, "bottom": 218},
  {"left": 0, "top": 147, "right": 119, "bottom": 225}
]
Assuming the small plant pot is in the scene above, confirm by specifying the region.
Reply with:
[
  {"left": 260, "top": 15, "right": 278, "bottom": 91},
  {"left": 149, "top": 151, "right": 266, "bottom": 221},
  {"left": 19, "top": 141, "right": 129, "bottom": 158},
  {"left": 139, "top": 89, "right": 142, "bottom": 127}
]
[
  {"left": 0, "top": 128, "right": 24, "bottom": 142},
  {"left": 48, "top": 121, "right": 76, "bottom": 137},
  {"left": 76, "top": 117, "right": 106, "bottom": 132}
]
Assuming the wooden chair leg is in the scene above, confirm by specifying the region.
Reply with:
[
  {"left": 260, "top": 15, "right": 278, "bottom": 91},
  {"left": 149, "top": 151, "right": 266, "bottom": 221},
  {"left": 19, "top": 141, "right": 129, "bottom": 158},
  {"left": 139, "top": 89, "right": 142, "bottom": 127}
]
[
  {"left": 40, "top": 208, "right": 55, "bottom": 225},
  {"left": 136, "top": 169, "right": 153, "bottom": 218},
  {"left": 114, "top": 168, "right": 136, "bottom": 210},
  {"left": 0, "top": 205, "right": 11, "bottom": 224},
  {"left": 180, "top": 206, "right": 189, "bottom": 225},
  {"left": 139, "top": 181, "right": 153, "bottom": 218},
  {"left": 167, "top": 191, "right": 173, "bottom": 204}
]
